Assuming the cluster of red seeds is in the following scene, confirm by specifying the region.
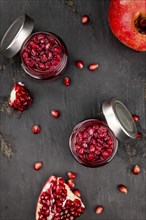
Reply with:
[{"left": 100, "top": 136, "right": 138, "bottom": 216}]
[
  {"left": 22, "top": 33, "right": 63, "bottom": 72},
  {"left": 74, "top": 123, "right": 114, "bottom": 165},
  {"left": 8, "top": 83, "right": 32, "bottom": 111},
  {"left": 38, "top": 177, "right": 85, "bottom": 220}
]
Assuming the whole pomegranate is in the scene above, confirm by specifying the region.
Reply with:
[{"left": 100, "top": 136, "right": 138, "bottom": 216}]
[
  {"left": 36, "top": 175, "right": 85, "bottom": 220},
  {"left": 8, "top": 82, "right": 32, "bottom": 111},
  {"left": 108, "top": 0, "right": 146, "bottom": 51}
]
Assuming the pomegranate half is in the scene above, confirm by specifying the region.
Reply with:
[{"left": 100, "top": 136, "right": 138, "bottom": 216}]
[{"left": 36, "top": 175, "right": 85, "bottom": 220}]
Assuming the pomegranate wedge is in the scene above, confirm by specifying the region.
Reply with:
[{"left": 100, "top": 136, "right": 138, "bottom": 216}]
[{"left": 36, "top": 175, "right": 85, "bottom": 220}]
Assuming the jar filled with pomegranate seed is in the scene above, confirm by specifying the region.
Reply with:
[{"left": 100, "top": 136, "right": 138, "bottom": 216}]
[
  {"left": 69, "top": 98, "right": 137, "bottom": 167},
  {"left": 0, "top": 15, "right": 68, "bottom": 80}
]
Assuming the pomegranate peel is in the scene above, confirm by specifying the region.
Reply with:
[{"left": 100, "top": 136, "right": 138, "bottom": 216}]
[{"left": 36, "top": 175, "right": 85, "bottom": 220}]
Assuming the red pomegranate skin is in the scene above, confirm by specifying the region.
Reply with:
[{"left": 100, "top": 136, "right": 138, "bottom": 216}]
[{"left": 108, "top": 0, "right": 146, "bottom": 51}]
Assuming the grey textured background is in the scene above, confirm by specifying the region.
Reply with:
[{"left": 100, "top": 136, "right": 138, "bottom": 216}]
[{"left": 0, "top": 0, "right": 146, "bottom": 220}]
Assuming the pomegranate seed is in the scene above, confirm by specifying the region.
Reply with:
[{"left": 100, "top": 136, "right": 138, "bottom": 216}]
[
  {"left": 63, "top": 77, "right": 71, "bottom": 86},
  {"left": 132, "top": 114, "right": 140, "bottom": 122},
  {"left": 51, "top": 110, "right": 60, "bottom": 118},
  {"left": 67, "top": 179, "right": 75, "bottom": 188},
  {"left": 32, "top": 124, "right": 41, "bottom": 134},
  {"left": 67, "top": 172, "right": 76, "bottom": 179},
  {"left": 95, "top": 205, "right": 104, "bottom": 214},
  {"left": 132, "top": 165, "right": 141, "bottom": 175},
  {"left": 75, "top": 60, "right": 84, "bottom": 69},
  {"left": 81, "top": 15, "right": 90, "bottom": 24},
  {"left": 118, "top": 184, "right": 128, "bottom": 194},
  {"left": 34, "top": 162, "right": 43, "bottom": 171},
  {"left": 73, "top": 189, "right": 81, "bottom": 197},
  {"left": 136, "top": 132, "right": 142, "bottom": 139},
  {"left": 88, "top": 63, "right": 99, "bottom": 71}
]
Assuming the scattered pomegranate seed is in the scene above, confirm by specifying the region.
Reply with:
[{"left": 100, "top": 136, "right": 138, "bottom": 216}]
[
  {"left": 51, "top": 110, "right": 60, "bottom": 118},
  {"left": 132, "top": 114, "right": 140, "bottom": 122},
  {"left": 95, "top": 205, "right": 104, "bottom": 214},
  {"left": 136, "top": 132, "right": 142, "bottom": 139},
  {"left": 73, "top": 189, "right": 81, "bottom": 197},
  {"left": 81, "top": 15, "right": 90, "bottom": 24},
  {"left": 68, "top": 171, "right": 76, "bottom": 179},
  {"left": 63, "top": 76, "right": 71, "bottom": 86},
  {"left": 118, "top": 184, "right": 128, "bottom": 194},
  {"left": 68, "top": 179, "right": 75, "bottom": 188},
  {"left": 34, "top": 162, "right": 43, "bottom": 171},
  {"left": 132, "top": 165, "right": 141, "bottom": 175},
  {"left": 88, "top": 63, "right": 99, "bottom": 71},
  {"left": 32, "top": 124, "right": 41, "bottom": 134},
  {"left": 75, "top": 60, "right": 84, "bottom": 69}
]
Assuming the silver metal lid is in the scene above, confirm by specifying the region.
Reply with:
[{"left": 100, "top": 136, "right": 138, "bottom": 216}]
[
  {"left": 0, "top": 14, "right": 34, "bottom": 58},
  {"left": 102, "top": 97, "right": 137, "bottom": 141}
]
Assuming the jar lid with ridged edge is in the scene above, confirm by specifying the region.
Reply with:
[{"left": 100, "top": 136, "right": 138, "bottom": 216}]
[
  {"left": 102, "top": 97, "right": 137, "bottom": 141},
  {"left": 0, "top": 14, "right": 34, "bottom": 58}
]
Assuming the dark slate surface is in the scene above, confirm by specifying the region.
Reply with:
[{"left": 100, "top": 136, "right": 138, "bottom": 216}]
[{"left": 0, "top": 0, "right": 146, "bottom": 220}]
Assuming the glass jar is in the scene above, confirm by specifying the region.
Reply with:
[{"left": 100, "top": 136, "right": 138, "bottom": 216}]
[
  {"left": 0, "top": 15, "right": 67, "bottom": 80},
  {"left": 69, "top": 98, "right": 137, "bottom": 167}
]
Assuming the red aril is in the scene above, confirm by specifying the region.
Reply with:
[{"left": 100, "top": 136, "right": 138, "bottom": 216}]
[
  {"left": 8, "top": 82, "right": 32, "bottom": 111},
  {"left": 81, "top": 15, "right": 90, "bottom": 24},
  {"left": 136, "top": 132, "right": 142, "bottom": 139},
  {"left": 36, "top": 175, "right": 85, "bottom": 220},
  {"left": 34, "top": 162, "right": 43, "bottom": 171},
  {"left": 32, "top": 125, "right": 41, "bottom": 134},
  {"left": 88, "top": 63, "right": 98, "bottom": 71},
  {"left": 68, "top": 179, "right": 75, "bottom": 188},
  {"left": 132, "top": 165, "right": 141, "bottom": 175},
  {"left": 118, "top": 184, "right": 128, "bottom": 194},
  {"left": 73, "top": 189, "right": 81, "bottom": 198},
  {"left": 132, "top": 114, "right": 140, "bottom": 122},
  {"left": 95, "top": 205, "right": 104, "bottom": 215},
  {"left": 51, "top": 110, "right": 60, "bottom": 118},
  {"left": 68, "top": 172, "right": 76, "bottom": 179},
  {"left": 63, "top": 77, "right": 71, "bottom": 86},
  {"left": 75, "top": 60, "right": 84, "bottom": 69}
]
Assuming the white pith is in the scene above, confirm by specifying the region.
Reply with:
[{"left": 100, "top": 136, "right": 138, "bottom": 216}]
[{"left": 9, "top": 82, "right": 24, "bottom": 103}]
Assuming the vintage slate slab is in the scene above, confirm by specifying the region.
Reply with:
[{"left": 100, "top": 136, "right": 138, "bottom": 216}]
[{"left": 0, "top": 0, "right": 146, "bottom": 220}]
